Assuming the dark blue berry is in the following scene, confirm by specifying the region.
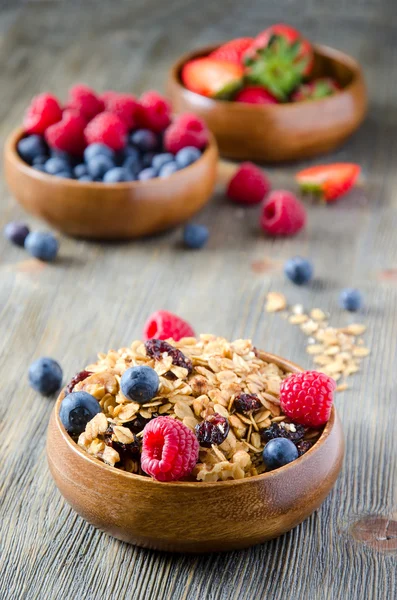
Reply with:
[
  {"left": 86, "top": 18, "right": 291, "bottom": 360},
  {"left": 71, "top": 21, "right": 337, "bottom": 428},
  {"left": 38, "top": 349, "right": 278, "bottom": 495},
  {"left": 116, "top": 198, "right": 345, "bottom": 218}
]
[
  {"left": 159, "top": 161, "right": 179, "bottom": 178},
  {"left": 141, "top": 152, "right": 156, "bottom": 169},
  {"left": 120, "top": 366, "right": 159, "bottom": 404},
  {"left": 262, "top": 438, "right": 298, "bottom": 471},
  {"left": 18, "top": 135, "right": 47, "bottom": 164},
  {"left": 45, "top": 157, "right": 71, "bottom": 175},
  {"left": 4, "top": 221, "right": 30, "bottom": 247},
  {"left": 123, "top": 155, "right": 141, "bottom": 175},
  {"left": 32, "top": 155, "right": 49, "bottom": 167},
  {"left": 84, "top": 143, "right": 115, "bottom": 163},
  {"left": 50, "top": 148, "right": 73, "bottom": 162},
  {"left": 74, "top": 163, "right": 88, "bottom": 178},
  {"left": 130, "top": 129, "right": 158, "bottom": 152},
  {"left": 103, "top": 167, "right": 130, "bottom": 183},
  {"left": 284, "top": 257, "right": 314, "bottom": 285},
  {"left": 138, "top": 167, "right": 157, "bottom": 181},
  {"left": 78, "top": 175, "right": 94, "bottom": 182},
  {"left": 87, "top": 155, "right": 115, "bottom": 180},
  {"left": 152, "top": 153, "right": 174, "bottom": 172},
  {"left": 28, "top": 357, "right": 63, "bottom": 396},
  {"left": 59, "top": 391, "right": 101, "bottom": 436},
  {"left": 339, "top": 288, "right": 363, "bottom": 312},
  {"left": 24, "top": 231, "right": 59, "bottom": 261},
  {"left": 120, "top": 145, "right": 140, "bottom": 163},
  {"left": 175, "top": 146, "right": 201, "bottom": 169},
  {"left": 183, "top": 224, "right": 209, "bottom": 249}
]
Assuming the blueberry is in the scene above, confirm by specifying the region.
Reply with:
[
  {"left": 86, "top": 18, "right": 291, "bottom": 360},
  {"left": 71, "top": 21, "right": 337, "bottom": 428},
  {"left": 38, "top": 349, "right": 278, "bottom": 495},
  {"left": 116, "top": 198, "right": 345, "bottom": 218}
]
[
  {"left": 138, "top": 167, "right": 157, "bottom": 181},
  {"left": 159, "top": 161, "right": 179, "bottom": 178},
  {"left": 123, "top": 155, "right": 141, "bottom": 175},
  {"left": 262, "top": 438, "right": 298, "bottom": 471},
  {"left": 28, "top": 357, "right": 63, "bottom": 396},
  {"left": 32, "top": 155, "right": 49, "bottom": 167},
  {"left": 152, "top": 153, "right": 174, "bottom": 172},
  {"left": 87, "top": 155, "right": 115, "bottom": 180},
  {"left": 183, "top": 223, "right": 209, "bottom": 249},
  {"left": 18, "top": 135, "right": 47, "bottom": 164},
  {"left": 4, "top": 221, "right": 30, "bottom": 247},
  {"left": 78, "top": 175, "right": 94, "bottom": 182},
  {"left": 120, "top": 366, "right": 159, "bottom": 404},
  {"left": 339, "top": 288, "right": 363, "bottom": 312},
  {"left": 45, "top": 157, "right": 71, "bottom": 175},
  {"left": 84, "top": 143, "right": 115, "bottom": 163},
  {"left": 141, "top": 152, "right": 156, "bottom": 169},
  {"left": 59, "top": 391, "right": 101, "bottom": 436},
  {"left": 24, "top": 231, "right": 59, "bottom": 261},
  {"left": 175, "top": 146, "right": 201, "bottom": 169},
  {"left": 120, "top": 145, "right": 140, "bottom": 163},
  {"left": 284, "top": 257, "right": 314, "bottom": 285},
  {"left": 130, "top": 129, "right": 158, "bottom": 152},
  {"left": 50, "top": 148, "right": 73, "bottom": 162},
  {"left": 103, "top": 167, "right": 130, "bottom": 183},
  {"left": 33, "top": 165, "right": 47, "bottom": 173},
  {"left": 74, "top": 163, "right": 88, "bottom": 178}
]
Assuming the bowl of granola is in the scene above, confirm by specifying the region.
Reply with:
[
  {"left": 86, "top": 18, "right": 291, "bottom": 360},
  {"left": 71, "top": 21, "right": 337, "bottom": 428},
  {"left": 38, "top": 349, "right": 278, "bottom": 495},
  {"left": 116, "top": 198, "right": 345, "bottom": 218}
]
[{"left": 47, "top": 335, "right": 344, "bottom": 552}]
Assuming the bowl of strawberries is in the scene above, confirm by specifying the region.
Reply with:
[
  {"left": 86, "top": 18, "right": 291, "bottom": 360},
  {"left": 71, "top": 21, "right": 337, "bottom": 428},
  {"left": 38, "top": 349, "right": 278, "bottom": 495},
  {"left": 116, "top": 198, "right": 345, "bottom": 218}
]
[
  {"left": 4, "top": 85, "right": 218, "bottom": 239},
  {"left": 168, "top": 24, "right": 367, "bottom": 162}
]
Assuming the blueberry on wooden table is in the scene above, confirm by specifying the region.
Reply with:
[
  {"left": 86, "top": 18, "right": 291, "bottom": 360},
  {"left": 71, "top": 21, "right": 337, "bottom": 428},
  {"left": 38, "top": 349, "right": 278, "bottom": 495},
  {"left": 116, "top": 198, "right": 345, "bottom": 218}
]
[
  {"left": 284, "top": 256, "right": 314, "bottom": 285},
  {"left": 183, "top": 224, "right": 209, "bottom": 249},
  {"left": 4, "top": 221, "right": 30, "bottom": 247},
  {"left": 339, "top": 288, "right": 363, "bottom": 311},
  {"left": 28, "top": 357, "right": 63, "bottom": 396},
  {"left": 24, "top": 231, "right": 59, "bottom": 261}
]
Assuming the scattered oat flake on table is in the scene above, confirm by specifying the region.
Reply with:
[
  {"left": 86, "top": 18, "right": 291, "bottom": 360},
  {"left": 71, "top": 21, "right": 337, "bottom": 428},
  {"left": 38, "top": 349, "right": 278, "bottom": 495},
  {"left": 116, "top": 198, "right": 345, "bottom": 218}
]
[{"left": 265, "top": 292, "right": 287, "bottom": 312}]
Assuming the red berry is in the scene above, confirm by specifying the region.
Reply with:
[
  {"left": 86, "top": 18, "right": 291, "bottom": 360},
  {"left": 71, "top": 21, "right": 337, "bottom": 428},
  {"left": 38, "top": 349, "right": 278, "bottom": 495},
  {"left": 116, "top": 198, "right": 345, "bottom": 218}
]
[
  {"left": 279, "top": 371, "right": 336, "bottom": 428},
  {"left": 164, "top": 113, "right": 209, "bottom": 154},
  {"left": 102, "top": 92, "right": 140, "bottom": 130},
  {"left": 143, "top": 310, "right": 195, "bottom": 342},
  {"left": 141, "top": 416, "right": 199, "bottom": 481},
  {"left": 260, "top": 190, "right": 306, "bottom": 236},
  {"left": 67, "top": 84, "right": 104, "bottom": 121},
  {"left": 227, "top": 162, "right": 270, "bottom": 205},
  {"left": 84, "top": 112, "right": 127, "bottom": 151},
  {"left": 24, "top": 93, "right": 62, "bottom": 135},
  {"left": 234, "top": 86, "right": 278, "bottom": 105},
  {"left": 138, "top": 90, "right": 171, "bottom": 133},
  {"left": 45, "top": 110, "right": 86, "bottom": 156}
]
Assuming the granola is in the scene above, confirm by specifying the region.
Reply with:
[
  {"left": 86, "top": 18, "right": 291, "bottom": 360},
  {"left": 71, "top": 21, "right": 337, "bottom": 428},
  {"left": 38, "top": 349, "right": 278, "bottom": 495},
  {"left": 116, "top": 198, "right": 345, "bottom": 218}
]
[{"left": 66, "top": 336, "right": 323, "bottom": 481}]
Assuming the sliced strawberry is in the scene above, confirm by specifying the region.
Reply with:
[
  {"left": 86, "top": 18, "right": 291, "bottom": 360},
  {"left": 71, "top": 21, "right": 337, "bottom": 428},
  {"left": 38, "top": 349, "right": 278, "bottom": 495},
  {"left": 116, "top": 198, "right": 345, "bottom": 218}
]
[
  {"left": 181, "top": 57, "right": 243, "bottom": 98},
  {"left": 210, "top": 38, "right": 254, "bottom": 65},
  {"left": 235, "top": 86, "right": 279, "bottom": 104},
  {"left": 296, "top": 163, "right": 361, "bottom": 202},
  {"left": 291, "top": 77, "right": 340, "bottom": 102}
]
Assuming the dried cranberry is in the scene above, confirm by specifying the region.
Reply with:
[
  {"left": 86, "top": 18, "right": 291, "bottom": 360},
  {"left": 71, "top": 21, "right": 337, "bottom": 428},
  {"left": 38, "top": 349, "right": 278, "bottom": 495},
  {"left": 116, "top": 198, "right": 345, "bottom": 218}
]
[
  {"left": 296, "top": 440, "right": 312, "bottom": 456},
  {"left": 195, "top": 414, "right": 230, "bottom": 447},
  {"left": 145, "top": 339, "right": 192, "bottom": 374},
  {"left": 124, "top": 412, "right": 159, "bottom": 434},
  {"left": 65, "top": 370, "right": 92, "bottom": 394},
  {"left": 261, "top": 422, "right": 305, "bottom": 444},
  {"left": 234, "top": 393, "right": 262, "bottom": 413},
  {"left": 105, "top": 425, "right": 141, "bottom": 461}
]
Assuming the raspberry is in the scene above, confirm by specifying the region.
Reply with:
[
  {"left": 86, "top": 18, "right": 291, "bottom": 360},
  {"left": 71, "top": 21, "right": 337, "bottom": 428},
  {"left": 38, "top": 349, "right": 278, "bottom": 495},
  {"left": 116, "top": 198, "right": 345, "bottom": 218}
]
[
  {"left": 141, "top": 416, "right": 199, "bottom": 481},
  {"left": 143, "top": 310, "right": 195, "bottom": 342},
  {"left": 227, "top": 162, "right": 270, "bottom": 205},
  {"left": 260, "top": 190, "right": 306, "bottom": 236},
  {"left": 67, "top": 84, "right": 104, "bottom": 121},
  {"left": 195, "top": 414, "right": 230, "bottom": 447},
  {"left": 164, "top": 113, "right": 209, "bottom": 154},
  {"left": 138, "top": 90, "right": 171, "bottom": 133},
  {"left": 84, "top": 112, "right": 127, "bottom": 151},
  {"left": 45, "top": 110, "right": 86, "bottom": 156},
  {"left": 65, "top": 370, "right": 92, "bottom": 394},
  {"left": 145, "top": 339, "right": 192, "bottom": 374},
  {"left": 279, "top": 371, "right": 336, "bottom": 427},
  {"left": 24, "top": 93, "right": 62, "bottom": 135},
  {"left": 234, "top": 393, "right": 262, "bottom": 413},
  {"left": 102, "top": 92, "right": 140, "bottom": 130}
]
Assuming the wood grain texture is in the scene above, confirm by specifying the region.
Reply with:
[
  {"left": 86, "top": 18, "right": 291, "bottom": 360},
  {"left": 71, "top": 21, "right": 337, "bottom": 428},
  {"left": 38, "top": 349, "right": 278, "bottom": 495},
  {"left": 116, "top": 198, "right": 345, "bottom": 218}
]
[{"left": 0, "top": 0, "right": 396, "bottom": 598}]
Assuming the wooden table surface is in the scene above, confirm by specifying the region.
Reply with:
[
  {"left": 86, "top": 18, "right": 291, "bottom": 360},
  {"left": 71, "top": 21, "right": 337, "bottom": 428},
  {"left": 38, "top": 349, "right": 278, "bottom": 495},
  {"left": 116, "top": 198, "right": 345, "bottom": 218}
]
[{"left": 0, "top": 1, "right": 396, "bottom": 599}]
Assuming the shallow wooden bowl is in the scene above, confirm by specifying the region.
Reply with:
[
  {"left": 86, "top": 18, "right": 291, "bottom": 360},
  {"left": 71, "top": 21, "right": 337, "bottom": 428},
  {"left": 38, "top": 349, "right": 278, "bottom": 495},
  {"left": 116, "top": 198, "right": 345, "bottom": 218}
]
[
  {"left": 3, "top": 128, "right": 218, "bottom": 239},
  {"left": 47, "top": 351, "right": 344, "bottom": 553},
  {"left": 168, "top": 44, "right": 367, "bottom": 162}
]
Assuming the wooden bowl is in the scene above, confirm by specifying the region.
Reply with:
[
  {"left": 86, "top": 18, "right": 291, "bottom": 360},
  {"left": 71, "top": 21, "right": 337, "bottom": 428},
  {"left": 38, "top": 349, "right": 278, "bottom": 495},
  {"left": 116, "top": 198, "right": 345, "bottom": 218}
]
[
  {"left": 167, "top": 44, "right": 367, "bottom": 162},
  {"left": 46, "top": 351, "right": 344, "bottom": 553},
  {"left": 3, "top": 128, "right": 218, "bottom": 239}
]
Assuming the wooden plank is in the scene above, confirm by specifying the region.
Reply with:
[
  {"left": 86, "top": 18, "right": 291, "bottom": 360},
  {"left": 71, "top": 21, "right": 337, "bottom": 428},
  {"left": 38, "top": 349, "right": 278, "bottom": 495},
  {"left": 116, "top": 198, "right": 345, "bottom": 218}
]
[{"left": 0, "top": 1, "right": 396, "bottom": 599}]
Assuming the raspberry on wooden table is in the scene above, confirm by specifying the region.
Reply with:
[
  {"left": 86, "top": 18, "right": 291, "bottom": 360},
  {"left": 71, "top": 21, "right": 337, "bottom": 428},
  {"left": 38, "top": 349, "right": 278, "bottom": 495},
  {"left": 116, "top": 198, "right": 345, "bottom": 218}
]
[
  {"left": 164, "top": 113, "right": 209, "bottom": 154},
  {"left": 138, "top": 90, "right": 171, "bottom": 133},
  {"left": 24, "top": 93, "right": 62, "bottom": 135},
  {"left": 143, "top": 310, "right": 195, "bottom": 342},
  {"left": 227, "top": 162, "right": 270, "bottom": 205},
  {"left": 260, "top": 190, "right": 306, "bottom": 236},
  {"left": 67, "top": 83, "right": 104, "bottom": 121},
  {"left": 279, "top": 370, "right": 336, "bottom": 427},
  {"left": 141, "top": 416, "right": 199, "bottom": 481},
  {"left": 84, "top": 112, "right": 127, "bottom": 151}
]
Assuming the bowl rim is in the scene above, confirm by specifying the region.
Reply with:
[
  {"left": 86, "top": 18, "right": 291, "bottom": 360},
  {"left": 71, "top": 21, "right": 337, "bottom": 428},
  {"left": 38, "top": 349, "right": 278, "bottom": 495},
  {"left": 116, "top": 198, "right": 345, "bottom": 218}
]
[
  {"left": 5, "top": 126, "right": 217, "bottom": 190},
  {"left": 52, "top": 349, "right": 339, "bottom": 488},
  {"left": 169, "top": 42, "right": 363, "bottom": 110}
]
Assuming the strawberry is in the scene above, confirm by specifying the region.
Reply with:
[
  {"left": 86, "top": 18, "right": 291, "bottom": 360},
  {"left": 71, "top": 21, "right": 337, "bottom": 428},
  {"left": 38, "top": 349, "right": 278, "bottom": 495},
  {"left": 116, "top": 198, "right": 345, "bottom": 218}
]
[
  {"left": 291, "top": 77, "right": 340, "bottom": 102},
  {"left": 181, "top": 57, "right": 243, "bottom": 98},
  {"left": 235, "top": 86, "right": 278, "bottom": 104},
  {"left": 209, "top": 37, "right": 254, "bottom": 65},
  {"left": 296, "top": 163, "right": 361, "bottom": 202},
  {"left": 245, "top": 24, "right": 314, "bottom": 76}
]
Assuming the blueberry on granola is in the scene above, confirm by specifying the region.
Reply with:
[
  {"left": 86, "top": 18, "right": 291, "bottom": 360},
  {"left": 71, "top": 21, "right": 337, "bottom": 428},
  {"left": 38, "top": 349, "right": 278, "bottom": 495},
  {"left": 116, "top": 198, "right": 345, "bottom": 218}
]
[
  {"left": 195, "top": 414, "right": 230, "bottom": 447},
  {"left": 120, "top": 365, "right": 159, "bottom": 404},
  {"left": 145, "top": 339, "right": 193, "bottom": 374},
  {"left": 60, "top": 391, "right": 101, "bottom": 435},
  {"left": 234, "top": 393, "right": 262, "bottom": 414},
  {"left": 263, "top": 437, "right": 298, "bottom": 471}
]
